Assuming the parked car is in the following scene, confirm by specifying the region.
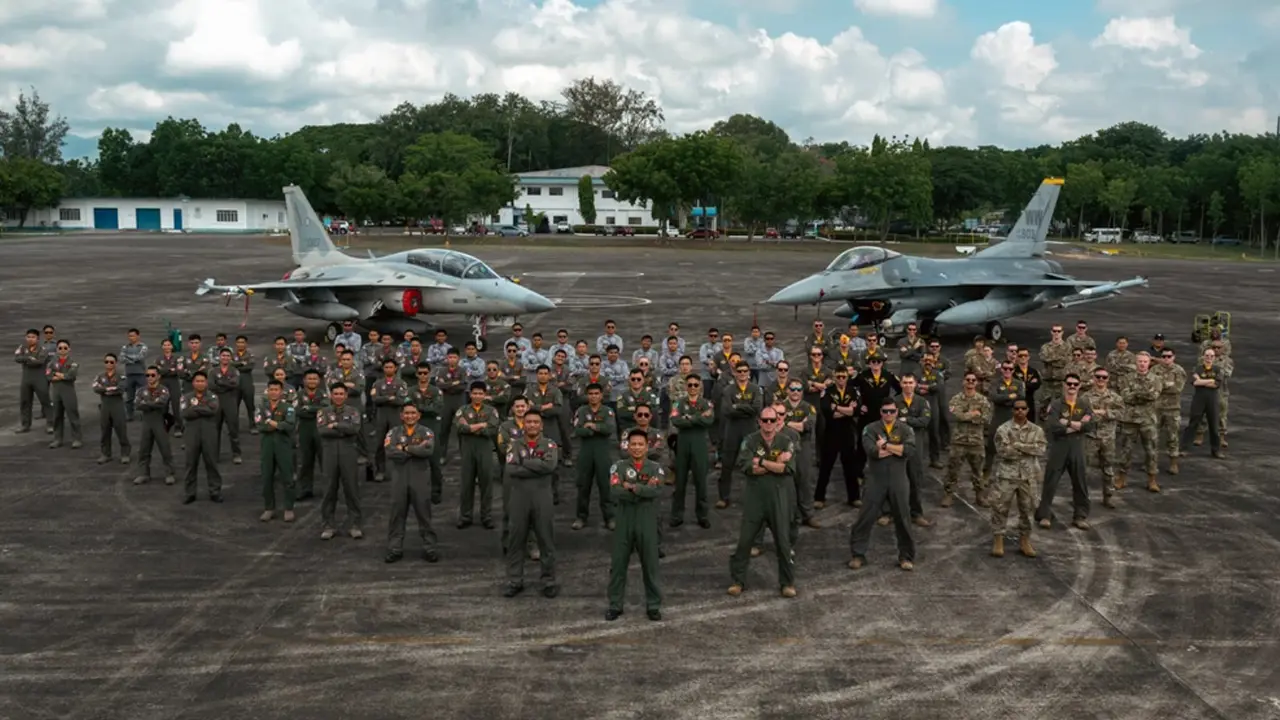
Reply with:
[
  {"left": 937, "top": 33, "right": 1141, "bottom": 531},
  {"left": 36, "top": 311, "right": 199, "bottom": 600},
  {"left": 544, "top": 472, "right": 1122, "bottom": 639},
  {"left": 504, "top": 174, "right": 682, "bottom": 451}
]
[
  {"left": 554, "top": 221, "right": 571, "bottom": 234},
  {"left": 686, "top": 228, "right": 719, "bottom": 239},
  {"left": 1168, "top": 231, "right": 1200, "bottom": 244},
  {"left": 663, "top": 226, "right": 681, "bottom": 238},
  {"left": 449, "top": 225, "right": 467, "bottom": 235},
  {"left": 493, "top": 225, "right": 528, "bottom": 237},
  {"left": 763, "top": 227, "right": 780, "bottom": 239},
  {"left": 595, "top": 225, "right": 634, "bottom": 236},
  {"left": 1132, "top": 232, "right": 1162, "bottom": 244},
  {"left": 1210, "top": 236, "right": 1241, "bottom": 246}
]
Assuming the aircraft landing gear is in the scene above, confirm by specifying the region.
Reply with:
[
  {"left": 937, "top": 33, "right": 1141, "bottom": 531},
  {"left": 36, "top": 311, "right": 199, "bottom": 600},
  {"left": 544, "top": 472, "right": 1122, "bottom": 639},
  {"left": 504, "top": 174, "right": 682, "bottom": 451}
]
[
  {"left": 324, "top": 322, "right": 341, "bottom": 343},
  {"left": 985, "top": 320, "right": 1004, "bottom": 342},
  {"left": 471, "top": 315, "right": 489, "bottom": 352}
]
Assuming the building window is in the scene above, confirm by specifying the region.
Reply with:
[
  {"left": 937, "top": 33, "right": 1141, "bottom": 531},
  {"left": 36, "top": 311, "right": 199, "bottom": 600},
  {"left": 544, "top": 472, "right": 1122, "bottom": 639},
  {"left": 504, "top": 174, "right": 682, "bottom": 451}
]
[
  {"left": 553, "top": 215, "right": 568, "bottom": 223},
  {"left": 549, "top": 187, "right": 563, "bottom": 196},
  {"left": 525, "top": 187, "right": 542, "bottom": 196},
  {"left": 605, "top": 216, "right": 616, "bottom": 225},
  {"left": 602, "top": 190, "right": 616, "bottom": 199},
  {"left": 59, "top": 208, "right": 81, "bottom": 222},
  {"left": 627, "top": 217, "right": 641, "bottom": 225},
  {"left": 278, "top": 211, "right": 285, "bottom": 223},
  {"left": 216, "top": 210, "right": 238, "bottom": 223},
  {"left": 490, "top": 214, "right": 500, "bottom": 224}
]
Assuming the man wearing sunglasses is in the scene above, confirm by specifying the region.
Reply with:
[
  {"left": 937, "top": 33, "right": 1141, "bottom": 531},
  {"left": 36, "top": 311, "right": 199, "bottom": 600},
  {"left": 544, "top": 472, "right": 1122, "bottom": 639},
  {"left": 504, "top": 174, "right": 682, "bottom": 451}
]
[
  {"left": 990, "top": 400, "right": 1045, "bottom": 558},
  {"left": 669, "top": 375, "right": 714, "bottom": 529},
  {"left": 716, "top": 362, "right": 763, "bottom": 509},
  {"left": 984, "top": 362, "right": 1025, "bottom": 482},
  {"left": 133, "top": 365, "right": 176, "bottom": 485},
  {"left": 728, "top": 407, "right": 799, "bottom": 599},
  {"left": 944, "top": 371, "right": 992, "bottom": 508},
  {"left": 1035, "top": 373, "right": 1095, "bottom": 530},
  {"left": 1065, "top": 320, "right": 1095, "bottom": 354},
  {"left": 1081, "top": 366, "right": 1123, "bottom": 509},
  {"left": 1152, "top": 349, "right": 1186, "bottom": 474},
  {"left": 92, "top": 353, "right": 131, "bottom": 464},
  {"left": 849, "top": 398, "right": 917, "bottom": 572}
]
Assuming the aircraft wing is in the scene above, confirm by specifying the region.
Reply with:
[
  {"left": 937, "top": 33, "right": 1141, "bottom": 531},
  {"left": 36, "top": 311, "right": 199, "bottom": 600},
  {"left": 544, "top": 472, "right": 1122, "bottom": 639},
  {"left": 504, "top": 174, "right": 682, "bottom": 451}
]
[
  {"left": 898, "top": 274, "right": 1145, "bottom": 292},
  {"left": 196, "top": 275, "right": 456, "bottom": 302}
]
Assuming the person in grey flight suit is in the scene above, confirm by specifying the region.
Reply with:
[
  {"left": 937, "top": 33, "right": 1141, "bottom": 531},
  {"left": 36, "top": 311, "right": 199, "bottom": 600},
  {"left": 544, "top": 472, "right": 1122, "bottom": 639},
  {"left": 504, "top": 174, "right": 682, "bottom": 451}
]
[{"left": 92, "top": 353, "right": 131, "bottom": 464}]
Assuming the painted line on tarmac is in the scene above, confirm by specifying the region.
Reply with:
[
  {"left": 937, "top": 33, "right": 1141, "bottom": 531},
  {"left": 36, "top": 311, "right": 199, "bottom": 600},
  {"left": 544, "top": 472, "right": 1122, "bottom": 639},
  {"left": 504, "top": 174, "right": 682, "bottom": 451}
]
[
  {"left": 522, "top": 271, "right": 645, "bottom": 278},
  {"left": 548, "top": 295, "right": 652, "bottom": 309}
]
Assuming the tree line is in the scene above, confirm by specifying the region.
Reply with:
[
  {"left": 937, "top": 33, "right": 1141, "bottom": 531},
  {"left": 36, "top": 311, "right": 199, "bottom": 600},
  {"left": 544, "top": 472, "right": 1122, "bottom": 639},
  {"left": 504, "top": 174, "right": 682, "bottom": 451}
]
[{"left": 1, "top": 82, "right": 1278, "bottom": 247}]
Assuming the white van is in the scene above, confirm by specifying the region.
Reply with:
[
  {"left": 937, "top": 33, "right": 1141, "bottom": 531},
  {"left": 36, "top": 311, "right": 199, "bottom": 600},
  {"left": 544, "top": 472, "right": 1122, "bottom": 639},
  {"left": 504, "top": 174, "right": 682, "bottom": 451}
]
[{"left": 1085, "top": 228, "right": 1125, "bottom": 244}]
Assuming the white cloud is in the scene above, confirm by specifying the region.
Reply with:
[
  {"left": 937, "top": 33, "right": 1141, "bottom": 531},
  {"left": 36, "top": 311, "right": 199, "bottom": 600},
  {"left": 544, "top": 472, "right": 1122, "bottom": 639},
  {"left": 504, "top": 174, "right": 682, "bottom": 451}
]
[
  {"left": 971, "top": 21, "right": 1058, "bottom": 92},
  {"left": 1093, "top": 16, "right": 1200, "bottom": 59},
  {"left": 0, "top": 0, "right": 1275, "bottom": 156},
  {"left": 854, "top": 0, "right": 938, "bottom": 19}
]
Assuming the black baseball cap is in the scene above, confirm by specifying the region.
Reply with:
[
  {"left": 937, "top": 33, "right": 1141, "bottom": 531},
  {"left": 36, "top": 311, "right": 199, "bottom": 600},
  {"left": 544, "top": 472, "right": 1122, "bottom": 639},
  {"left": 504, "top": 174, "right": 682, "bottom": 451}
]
[{"left": 1153, "top": 333, "right": 1164, "bottom": 340}]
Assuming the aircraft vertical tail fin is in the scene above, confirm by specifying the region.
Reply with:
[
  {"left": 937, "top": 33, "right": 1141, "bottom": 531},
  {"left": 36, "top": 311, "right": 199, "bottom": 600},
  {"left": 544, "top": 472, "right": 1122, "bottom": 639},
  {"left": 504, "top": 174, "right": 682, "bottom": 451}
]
[
  {"left": 973, "top": 178, "right": 1062, "bottom": 259},
  {"left": 284, "top": 185, "right": 354, "bottom": 266}
]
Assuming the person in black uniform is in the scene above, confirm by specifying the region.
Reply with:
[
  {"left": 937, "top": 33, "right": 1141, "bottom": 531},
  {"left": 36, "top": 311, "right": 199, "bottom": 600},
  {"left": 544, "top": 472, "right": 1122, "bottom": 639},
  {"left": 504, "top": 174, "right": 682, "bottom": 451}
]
[
  {"left": 814, "top": 366, "right": 860, "bottom": 507},
  {"left": 852, "top": 356, "right": 901, "bottom": 482}
]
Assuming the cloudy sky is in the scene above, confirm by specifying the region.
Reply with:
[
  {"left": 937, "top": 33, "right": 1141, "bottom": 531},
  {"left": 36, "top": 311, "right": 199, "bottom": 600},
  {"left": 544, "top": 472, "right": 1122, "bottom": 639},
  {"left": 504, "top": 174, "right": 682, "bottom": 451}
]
[{"left": 2, "top": 0, "right": 1277, "bottom": 160}]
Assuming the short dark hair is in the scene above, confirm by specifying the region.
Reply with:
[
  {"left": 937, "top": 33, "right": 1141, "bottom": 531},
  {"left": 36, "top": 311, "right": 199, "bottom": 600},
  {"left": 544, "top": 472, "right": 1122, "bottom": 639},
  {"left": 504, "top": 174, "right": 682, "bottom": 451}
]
[
  {"left": 469, "top": 381, "right": 487, "bottom": 392},
  {"left": 627, "top": 428, "right": 649, "bottom": 441},
  {"left": 267, "top": 379, "right": 282, "bottom": 388},
  {"left": 128, "top": 327, "right": 140, "bottom": 335},
  {"left": 104, "top": 352, "right": 117, "bottom": 361},
  {"left": 329, "top": 382, "right": 346, "bottom": 392},
  {"left": 586, "top": 382, "right": 603, "bottom": 393},
  {"left": 192, "top": 371, "right": 207, "bottom": 380}
]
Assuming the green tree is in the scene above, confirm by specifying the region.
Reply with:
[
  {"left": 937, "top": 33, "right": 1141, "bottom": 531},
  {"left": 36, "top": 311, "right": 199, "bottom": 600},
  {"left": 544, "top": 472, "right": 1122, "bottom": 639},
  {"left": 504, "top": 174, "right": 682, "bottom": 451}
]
[
  {"left": 398, "top": 131, "right": 514, "bottom": 225},
  {"left": 1207, "top": 190, "right": 1225, "bottom": 237},
  {"left": 329, "top": 162, "right": 397, "bottom": 224},
  {"left": 1098, "top": 177, "right": 1138, "bottom": 229},
  {"left": 577, "top": 174, "right": 597, "bottom": 224},
  {"left": 1238, "top": 156, "right": 1280, "bottom": 252},
  {"left": 1063, "top": 160, "right": 1105, "bottom": 236},
  {"left": 0, "top": 157, "right": 67, "bottom": 226},
  {"left": 0, "top": 87, "right": 69, "bottom": 163},
  {"left": 560, "top": 77, "right": 665, "bottom": 159},
  {"left": 836, "top": 135, "right": 932, "bottom": 239}
]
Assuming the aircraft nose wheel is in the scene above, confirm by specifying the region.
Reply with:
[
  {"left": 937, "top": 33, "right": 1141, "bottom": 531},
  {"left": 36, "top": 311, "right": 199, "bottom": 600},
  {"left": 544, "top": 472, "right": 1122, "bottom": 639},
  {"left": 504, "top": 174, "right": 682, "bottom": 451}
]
[
  {"left": 985, "top": 320, "right": 1004, "bottom": 342},
  {"left": 324, "top": 322, "right": 341, "bottom": 343}
]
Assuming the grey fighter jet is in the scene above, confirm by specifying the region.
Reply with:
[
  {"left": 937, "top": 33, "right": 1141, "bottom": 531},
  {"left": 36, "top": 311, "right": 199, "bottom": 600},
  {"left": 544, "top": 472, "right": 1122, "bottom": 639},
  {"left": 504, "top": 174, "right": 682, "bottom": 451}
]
[
  {"left": 765, "top": 178, "right": 1148, "bottom": 342},
  {"left": 196, "top": 185, "right": 555, "bottom": 350}
]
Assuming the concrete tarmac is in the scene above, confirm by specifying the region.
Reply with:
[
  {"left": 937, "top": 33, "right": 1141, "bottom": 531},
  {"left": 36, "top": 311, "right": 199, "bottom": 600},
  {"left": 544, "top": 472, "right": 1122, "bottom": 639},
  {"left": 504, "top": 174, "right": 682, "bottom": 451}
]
[{"left": 1, "top": 233, "right": 1278, "bottom": 719}]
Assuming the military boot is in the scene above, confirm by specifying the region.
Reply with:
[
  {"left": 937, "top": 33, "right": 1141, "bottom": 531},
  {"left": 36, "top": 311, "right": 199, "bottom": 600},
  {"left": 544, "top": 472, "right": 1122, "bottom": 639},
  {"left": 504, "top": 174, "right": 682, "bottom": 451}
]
[
  {"left": 1103, "top": 493, "right": 1117, "bottom": 509},
  {"left": 1019, "top": 534, "right": 1037, "bottom": 557},
  {"left": 940, "top": 493, "right": 955, "bottom": 508},
  {"left": 1220, "top": 432, "right": 1228, "bottom": 448},
  {"left": 1167, "top": 457, "right": 1179, "bottom": 475},
  {"left": 1147, "top": 474, "right": 1160, "bottom": 492},
  {"left": 990, "top": 535, "right": 1004, "bottom": 558},
  {"left": 1193, "top": 430, "right": 1204, "bottom": 446},
  {"left": 1114, "top": 471, "right": 1127, "bottom": 489}
]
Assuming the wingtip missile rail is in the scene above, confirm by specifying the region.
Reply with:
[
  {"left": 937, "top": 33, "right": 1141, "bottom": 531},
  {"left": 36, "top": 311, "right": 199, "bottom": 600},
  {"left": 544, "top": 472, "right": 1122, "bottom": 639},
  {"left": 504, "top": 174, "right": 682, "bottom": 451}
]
[{"left": 1055, "top": 276, "right": 1148, "bottom": 309}]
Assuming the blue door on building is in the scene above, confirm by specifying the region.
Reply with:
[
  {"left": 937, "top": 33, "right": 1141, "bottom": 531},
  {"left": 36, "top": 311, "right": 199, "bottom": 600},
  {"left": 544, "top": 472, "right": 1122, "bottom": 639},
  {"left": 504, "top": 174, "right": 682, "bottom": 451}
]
[
  {"left": 93, "top": 208, "right": 119, "bottom": 230},
  {"left": 136, "top": 208, "right": 161, "bottom": 230},
  {"left": 173, "top": 208, "right": 183, "bottom": 231}
]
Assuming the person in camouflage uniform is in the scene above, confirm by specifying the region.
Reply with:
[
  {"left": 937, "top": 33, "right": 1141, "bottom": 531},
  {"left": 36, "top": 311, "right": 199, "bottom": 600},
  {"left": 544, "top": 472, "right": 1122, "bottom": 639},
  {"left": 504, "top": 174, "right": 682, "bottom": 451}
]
[
  {"left": 1152, "top": 348, "right": 1186, "bottom": 474},
  {"left": 967, "top": 345, "right": 998, "bottom": 395},
  {"left": 990, "top": 400, "right": 1045, "bottom": 559},
  {"left": 1062, "top": 347, "right": 1087, "bottom": 383},
  {"left": 1199, "top": 326, "right": 1231, "bottom": 360},
  {"left": 918, "top": 354, "right": 946, "bottom": 467},
  {"left": 1065, "top": 320, "right": 1095, "bottom": 354},
  {"left": 14, "top": 328, "right": 52, "bottom": 433},
  {"left": 1105, "top": 336, "right": 1137, "bottom": 387},
  {"left": 1081, "top": 366, "right": 1123, "bottom": 509},
  {"left": 1116, "top": 352, "right": 1162, "bottom": 493},
  {"left": 945, "top": 371, "right": 992, "bottom": 508},
  {"left": 1194, "top": 340, "right": 1232, "bottom": 447},
  {"left": 984, "top": 362, "right": 1025, "bottom": 480},
  {"left": 1038, "top": 324, "right": 1070, "bottom": 408}
]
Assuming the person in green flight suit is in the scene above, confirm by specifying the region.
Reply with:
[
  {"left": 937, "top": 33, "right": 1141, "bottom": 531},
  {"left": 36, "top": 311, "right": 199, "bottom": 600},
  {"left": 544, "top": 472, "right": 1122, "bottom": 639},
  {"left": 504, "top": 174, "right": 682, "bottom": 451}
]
[
  {"left": 452, "top": 381, "right": 500, "bottom": 529},
  {"left": 606, "top": 428, "right": 666, "bottom": 622},
  {"left": 502, "top": 409, "right": 560, "bottom": 599},
  {"left": 572, "top": 383, "right": 618, "bottom": 530},
  {"left": 669, "top": 374, "right": 714, "bottom": 529},
  {"left": 727, "top": 406, "right": 799, "bottom": 599},
  {"left": 255, "top": 379, "right": 297, "bottom": 523}
]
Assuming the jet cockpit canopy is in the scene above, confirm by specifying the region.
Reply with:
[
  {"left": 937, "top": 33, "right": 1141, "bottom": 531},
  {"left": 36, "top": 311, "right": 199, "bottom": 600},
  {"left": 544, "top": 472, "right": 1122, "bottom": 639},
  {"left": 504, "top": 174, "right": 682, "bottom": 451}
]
[
  {"left": 405, "top": 249, "right": 499, "bottom": 279},
  {"left": 825, "top": 246, "right": 902, "bottom": 272}
]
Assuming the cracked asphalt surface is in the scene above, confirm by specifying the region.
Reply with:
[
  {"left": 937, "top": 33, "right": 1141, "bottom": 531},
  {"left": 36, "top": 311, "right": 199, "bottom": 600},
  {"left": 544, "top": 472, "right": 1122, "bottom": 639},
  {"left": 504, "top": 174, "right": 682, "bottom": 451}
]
[{"left": 1, "top": 233, "right": 1278, "bottom": 719}]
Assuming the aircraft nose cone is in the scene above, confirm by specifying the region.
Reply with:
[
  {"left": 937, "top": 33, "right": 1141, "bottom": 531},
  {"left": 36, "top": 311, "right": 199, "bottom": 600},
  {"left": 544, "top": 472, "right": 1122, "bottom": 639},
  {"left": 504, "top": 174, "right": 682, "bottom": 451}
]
[
  {"left": 767, "top": 277, "right": 823, "bottom": 305},
  {"left": 521, "top": 289, "right": 556, "bottom": 314}
]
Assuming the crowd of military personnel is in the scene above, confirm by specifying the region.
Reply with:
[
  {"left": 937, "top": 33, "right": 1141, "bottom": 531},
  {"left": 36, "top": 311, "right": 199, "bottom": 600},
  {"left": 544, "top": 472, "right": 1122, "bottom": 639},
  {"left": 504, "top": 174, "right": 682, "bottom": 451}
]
[{"left": 11, "top": 314, "right": 1234, "bottom": 619}]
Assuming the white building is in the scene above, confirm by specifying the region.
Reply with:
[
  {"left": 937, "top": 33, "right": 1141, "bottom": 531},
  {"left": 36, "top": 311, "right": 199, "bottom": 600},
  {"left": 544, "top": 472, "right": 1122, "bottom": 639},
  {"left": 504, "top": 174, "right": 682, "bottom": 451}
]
[
  {"left": 4, "top": 197, "right": 288, "bottom": 232},
  {"left": 490, "top": 165, "right": 662, "bottom": 228}
]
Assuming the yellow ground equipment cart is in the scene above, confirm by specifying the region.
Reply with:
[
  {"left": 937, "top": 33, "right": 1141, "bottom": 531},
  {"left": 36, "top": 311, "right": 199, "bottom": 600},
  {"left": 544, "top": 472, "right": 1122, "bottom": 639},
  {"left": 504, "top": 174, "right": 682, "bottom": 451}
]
[{"left": 1191, "top": 312, "right": 1231, "bottom": 343}]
